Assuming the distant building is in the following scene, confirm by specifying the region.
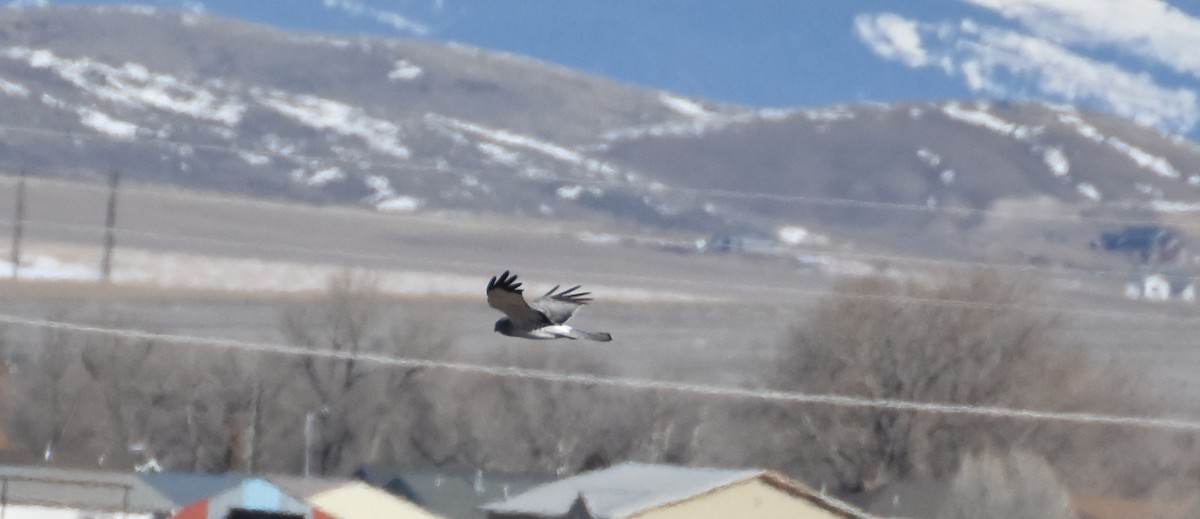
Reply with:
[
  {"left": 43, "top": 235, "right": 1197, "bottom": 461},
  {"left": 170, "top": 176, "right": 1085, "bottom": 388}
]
[
  {"left": 1125, "top": 270, "right": 1195, "bottom": 303},
  {"left": 0, "top": 464, "right": 173, "bottom": 518},
  {"left": 1093, "top": 226, "right": 1183, "bottom": 265},
  {"left": 480, "top": 462, "right": 870, "bottom": 519},
  {"left": 707, "top": 233, "right": 782, "bottom": 255},
  {"left": 308, "top": 481, "right": 449, "bottom": 519},
  {"left": 166, "top": 477, "right": 334, "bottom": 519},
  {"left": 0, "top": 466, "right": 175, "bottom": 519}
]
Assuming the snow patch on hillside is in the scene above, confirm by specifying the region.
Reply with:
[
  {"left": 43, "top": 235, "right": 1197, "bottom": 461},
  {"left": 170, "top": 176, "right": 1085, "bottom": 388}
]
[
  {"left": 237, "top": 150, "right": 271, "bottom": 166},
  {"left": 942, "top": 102, "right": 1025, "bottom": 137},
  {"left": 916, "top": 147, "right": 941, "bottom": 167},
  {"left": 306, "top": 167, "right": 345, "bottom": 186},
  {"left": 363, "top": 174, "right": 395, "bottom": 202},
  {"left": 256, "top": 89, "right": 411, "bottom": 159},
  {"left": 78, "top": 108, "right": 138, "bottom": 139},
  {"left": 1134, "top": 182, "right": 1163, "bottom": 198},
  {"left": 0, "top": 77, "right": 29, "bottom": 98},
  {"left": 477, "top": 142, "right": 520, "bottom": 165},
  {"left": 659, "top": 93, "right": 712, "bottom": 119},
  {"left": 1076, "top": 182, "right": 1102, "bottom": 201},
  {"left": 360, "top": 174, "right": 424, "bottom": 212},
  {"left": 1056, "top": 112, "right": 1105, "bottom": 142},
  {"left": 1151, "top": 200, "right": 1200, "bottom": 213},
  {"left": 100, "top": 4, "right": 157, "bottom": 16},
  {"left": 777, "top": 225, "right": 830, "bottom": 246},
  {"left": 600, "top": 108, "right": 797, "bottom": 142},
  {"left": 1105, "top": 137, "right": 1180, "bottom": 179},
  {"left": 388, "top": 59, "right": 423, "bottom": 80},
  {"left": 1, "top": 47, "right": 246, "bottom": 125},
  {"left": 426, "top": 113, "right": 621, "bottom": 179},
  {"left": 39, "top": 93, "right": 66, "bottom": 109},
  {"left": 1042, "top": 147, "right": 1069, "bottom": 177},
  {"left": 1053, "top": 110, "right": 1180, "bottom": 179},
  {"left": 0, "top": 254, "right": 97, "bottom": 282},
  {"left": 803, "top": 106, "right": 856, "bottom": 122},
  {"left": 377, "top": 196, "right": 424, "bottom": 212},
  {"left": 557, "top": 184, "right": 583, "bottom": 200}
]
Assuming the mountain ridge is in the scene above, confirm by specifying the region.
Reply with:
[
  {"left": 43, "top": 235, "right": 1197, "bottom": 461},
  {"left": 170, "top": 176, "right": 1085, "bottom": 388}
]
[{"left": 0, "top": 6, "right": 1197, "bottom": 271}]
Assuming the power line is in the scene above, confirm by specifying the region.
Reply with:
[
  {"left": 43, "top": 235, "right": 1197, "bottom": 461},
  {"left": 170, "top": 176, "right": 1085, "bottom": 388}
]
[
  {"left": 0, "top": 129, "right": 1195, "bottom": 320},
  {"left": 0, "top": 121, "right": 1193, "bottom": 230},
  {"left": 0, "top": 172, "right": 1193, "bottom": 287},
  {"left": 1, "top": 214, "right": 1197, "bottom": 325},
  {"left": 0, "top": 312, "right": 1196, "bottom": 432}
]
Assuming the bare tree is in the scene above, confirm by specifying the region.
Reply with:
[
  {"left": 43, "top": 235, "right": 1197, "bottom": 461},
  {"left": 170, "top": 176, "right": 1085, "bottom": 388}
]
[
  {"left": 937, "top": 449, "right": 1077, "bottom": 519},
  {"left": 771, "top": 270, "right": 1157, "bottom": 493},
  {"left": 277, "top": 269, "right": 456, "bottom": 474}
]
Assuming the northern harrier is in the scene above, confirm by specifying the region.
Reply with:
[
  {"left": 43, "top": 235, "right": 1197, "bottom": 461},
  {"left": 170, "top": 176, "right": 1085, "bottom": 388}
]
[{"left": 486, "top": 271, "right": 612, "bottom": 342}]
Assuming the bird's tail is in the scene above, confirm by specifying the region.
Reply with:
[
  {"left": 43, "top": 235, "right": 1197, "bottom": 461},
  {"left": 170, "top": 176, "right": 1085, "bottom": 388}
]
[{"left": 568, "top": 328, "right": 613, "bottom": 342}]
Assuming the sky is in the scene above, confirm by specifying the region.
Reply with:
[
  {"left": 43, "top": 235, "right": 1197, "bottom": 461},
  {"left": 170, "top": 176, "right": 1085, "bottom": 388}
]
[{"left": 24, "top": 0, "right": 1200, "bottom": 139}]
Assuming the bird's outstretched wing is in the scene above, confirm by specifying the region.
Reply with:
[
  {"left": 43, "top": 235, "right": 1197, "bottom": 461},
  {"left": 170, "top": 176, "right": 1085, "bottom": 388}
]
[
  {"left": 487, "top": 271, "right": 545, "bottom": 325},
  {"left": 531, "top": 284, "right": 592, "bottom": 324}
]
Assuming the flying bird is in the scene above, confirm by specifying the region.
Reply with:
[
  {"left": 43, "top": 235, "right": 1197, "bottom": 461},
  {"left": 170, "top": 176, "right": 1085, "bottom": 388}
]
[{"left": 486, "top": 271, "right": 612, "bottom": 342}]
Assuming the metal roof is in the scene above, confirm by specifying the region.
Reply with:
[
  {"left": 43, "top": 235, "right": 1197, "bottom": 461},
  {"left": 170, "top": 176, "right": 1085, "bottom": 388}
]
[
  {"left": 270, "top": 474, "right": 358, "bottom": 499},
  {"left": 0, "top": 464, "right": 176, "bottom": 513},
  {"left": 480, "top": 462, "right": 764, "bottom": 518},
  {"left": 354, "top": 464, "right": 554, "bottom": 519},
  {"left": 140, "top": 471, "right": 247, "bottom": 506}
]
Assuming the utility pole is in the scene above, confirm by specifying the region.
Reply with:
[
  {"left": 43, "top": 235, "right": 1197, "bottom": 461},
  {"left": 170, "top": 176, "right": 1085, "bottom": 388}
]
[
  {"left": 246, "top": 380, "right": 262, "bottom": 474},
  {"left": 100, "top": 170, "right": 119, "bottom": 282},
  {"left": 9, "top": 171, "right": 25, "bottom": 280}
]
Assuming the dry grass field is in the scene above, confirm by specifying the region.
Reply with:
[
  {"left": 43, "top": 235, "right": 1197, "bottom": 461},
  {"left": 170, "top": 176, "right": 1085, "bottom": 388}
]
[{"left": 0, "top": 174, "right": 1194, "bottom": 415}]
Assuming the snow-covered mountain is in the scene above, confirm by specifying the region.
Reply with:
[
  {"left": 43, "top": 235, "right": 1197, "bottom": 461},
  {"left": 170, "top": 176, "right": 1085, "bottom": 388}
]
[{"left": 1, "top": 6, "right": 1199, "bottom": 265}]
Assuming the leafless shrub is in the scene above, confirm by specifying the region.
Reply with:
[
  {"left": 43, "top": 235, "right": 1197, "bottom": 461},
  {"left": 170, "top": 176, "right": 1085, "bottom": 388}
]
[
  {"left": 771, "top": 270, "right": 1161, "bottom": 493},
  {"left": 937, "top": 449, "right": 1077, "bottom": 519}
]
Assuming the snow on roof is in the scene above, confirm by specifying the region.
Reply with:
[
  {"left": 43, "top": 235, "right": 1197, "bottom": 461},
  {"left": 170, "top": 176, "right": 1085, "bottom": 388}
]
[
  {"left": 480, "top": 463, "right": 764, "bottom": 518},
  {"left": 309, "top": 481, "right": 448, "bottom": 519}
]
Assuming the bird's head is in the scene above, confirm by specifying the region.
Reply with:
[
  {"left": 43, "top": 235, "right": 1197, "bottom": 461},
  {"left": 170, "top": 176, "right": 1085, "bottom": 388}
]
[{"left": 493, "top": 318, "right": 511, "bottom": 335}]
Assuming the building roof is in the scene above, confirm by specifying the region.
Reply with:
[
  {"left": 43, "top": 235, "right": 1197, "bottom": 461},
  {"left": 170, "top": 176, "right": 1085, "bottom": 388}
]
[
  {"left": 0, "top": 464, "right": 176, "bottom": 513},
  {"left": 1071, "top": 494, "right": 1191, "bottom": 519},
  {"left": 481, "top": 463, "right": 768, "bottom": 518},
  {"left": 839, "top": 479, "right": 948, "bottom": 519},
  {"left": 354, "top": 464, "right": 555, "bottom": 519},
  {"left": 270, "top": 474, "right": 358, "bottom": 499},
  {"left": 309, "top": 481, "right": 449, "bottom": 519},
  {"left": 140, "top": 471, "right": 247, "bottom": 506}
]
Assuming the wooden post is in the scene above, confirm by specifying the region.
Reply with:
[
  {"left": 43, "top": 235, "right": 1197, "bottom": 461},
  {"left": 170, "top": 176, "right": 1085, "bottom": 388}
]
[
  {"left": 9, "top": 171, "right": 25, "bottom": 280},
  {"left": 100, "top": 170, "right": 119, "bottom": 282}
]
